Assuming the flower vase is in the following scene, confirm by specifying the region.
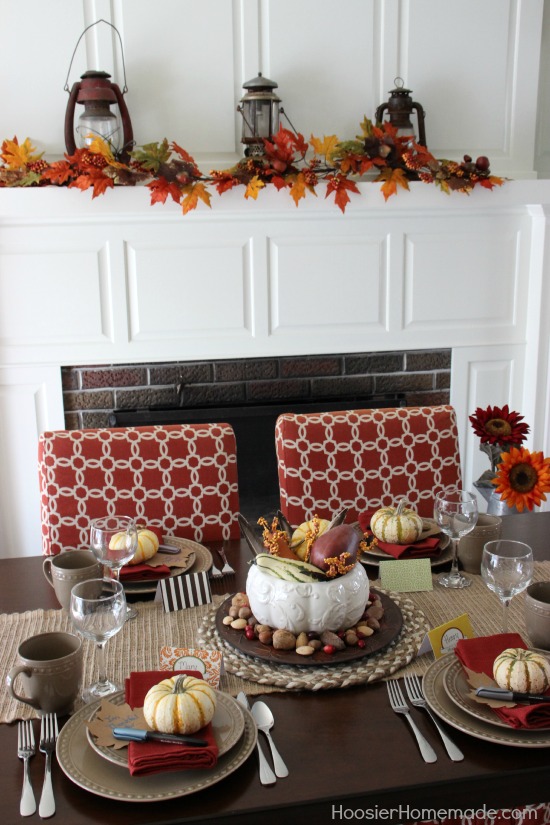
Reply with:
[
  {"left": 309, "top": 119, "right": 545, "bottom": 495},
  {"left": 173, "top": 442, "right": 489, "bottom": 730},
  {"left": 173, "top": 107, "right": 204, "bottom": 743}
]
[{"left": 486, "top": 489, "right": 522, "bottom": 516}]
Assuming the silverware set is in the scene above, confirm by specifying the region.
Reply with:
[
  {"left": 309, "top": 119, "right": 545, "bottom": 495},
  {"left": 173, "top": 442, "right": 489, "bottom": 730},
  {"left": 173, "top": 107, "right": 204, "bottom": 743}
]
[
  {"left": 210, "top": 543, "right": 235, "bottom": 578},
  {"left": 387, "top": 675, "right": 464, "bottom": 763},
  {"left": 17, "top": 713, "right": 59, "bottom": 818},
  {"left": 236, "top": 692, "right": 288, "bottom": 784}
]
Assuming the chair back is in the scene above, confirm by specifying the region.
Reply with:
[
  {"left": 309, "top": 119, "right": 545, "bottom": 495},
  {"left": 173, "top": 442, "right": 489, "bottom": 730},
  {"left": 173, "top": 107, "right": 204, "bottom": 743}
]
[
  {"left": 38, "top": 423, "right": 240, "bottom": 555},
  {"left": 275, "top": 405, "right": 462, "bottom": 524}
]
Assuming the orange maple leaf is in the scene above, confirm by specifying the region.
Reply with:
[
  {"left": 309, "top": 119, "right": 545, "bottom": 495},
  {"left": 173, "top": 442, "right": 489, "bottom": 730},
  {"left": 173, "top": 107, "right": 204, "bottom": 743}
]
[
  {"left": 181, "top": 182, "right": 212, "bottom": 214},
  {"left": 1, "top": 136, "right": 42, "bottom": 169},
  {"left": 310, "top": 134, "right": 339, "bottom": 159},
  {"left": 325, "top": 175, "right": 360, "bottom": 213},
  {"left": 480, "top": 176, "right": 504, "bottom": 190},
  {"left": 147, "top": 177, "right": 182, "bottom": 205},
  {"left": 244, "top": 175, "right": 265, "bottom": 200},
  {"left": 41, "top": 160, "right": 73, "bottom": 185},
  {"left": 69, "top": 169, "right": 114, "bottom": 198},
  {"left": 171, "top": 142, "right": 200, "bottom": 175},
  {"left": 376, "top": 167, "right": 410, "bottom": 201}
]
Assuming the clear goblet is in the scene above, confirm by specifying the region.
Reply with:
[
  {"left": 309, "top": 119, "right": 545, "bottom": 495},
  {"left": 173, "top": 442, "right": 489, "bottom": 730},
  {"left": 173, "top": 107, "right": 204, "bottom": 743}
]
[
  {"left": 90, "top": 515, "right": 138, "bottom": 619},
  {"left": 481, "top": 539, "right": 534, "bottom": 633},
  {"left": 69, "top": 578, "right": 126, "bottom": 701},
  {"left": 434, "top": 490, "right": 478, "bottom": 589}
]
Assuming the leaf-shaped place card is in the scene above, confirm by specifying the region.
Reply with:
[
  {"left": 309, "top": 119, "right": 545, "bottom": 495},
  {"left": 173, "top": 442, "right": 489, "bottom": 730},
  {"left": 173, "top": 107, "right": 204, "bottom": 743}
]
[
  {"left": 85, "top": 699, "right": 148, "bottom": 749},
  {"left": 463, "top": 667, "right": 516, "bottom": 708}
]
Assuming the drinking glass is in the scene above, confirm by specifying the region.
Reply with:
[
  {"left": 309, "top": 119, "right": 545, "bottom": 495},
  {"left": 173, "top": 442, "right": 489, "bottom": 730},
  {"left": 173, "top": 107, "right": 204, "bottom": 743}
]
[
  {"left": 90, "top": 515, "right": 138, "bottom": 619},
  {"left": 69, "top": 578, "right": 126, "bottom": 701},
  {"left": 434, "top": 490, "right": 478, "bottom": 589},
  {"left": 481, "top": 539, "right": 534, "bottom": 633}
]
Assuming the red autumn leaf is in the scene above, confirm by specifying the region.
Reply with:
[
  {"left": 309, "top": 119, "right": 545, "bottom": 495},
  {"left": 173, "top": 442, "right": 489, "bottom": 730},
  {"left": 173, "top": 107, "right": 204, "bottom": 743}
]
[
  {"left": 376, "top": 167, "right": 410, "bottom": 201},
  {"left": 171, "top": 142, "right": 200, "bottom": 174},
  {"left": 270, "top": 175, "right": 288, "bottom": 191},
  {"left": 147, "top": 177, "right": 182, "bottom": 205},
  {"left": 325, "top": 175, "right": 360, "bottom": 213},
  {"left": 42, "top": 160, "right": 73, "bottom": 185},
  {"left": 480, "top": 176, "right": 504, "bottom": 190},
  {"left": 212, "top": 173, "right": 240, "bottom": 195}
]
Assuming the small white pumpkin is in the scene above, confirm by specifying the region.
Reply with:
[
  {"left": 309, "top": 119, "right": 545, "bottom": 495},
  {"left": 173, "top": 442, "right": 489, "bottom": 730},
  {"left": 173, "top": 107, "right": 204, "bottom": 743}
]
[
  {"left": 370, "top": 499, "right": 423, "bottom": 545},
  {"left": 143, "top": 675, "right": 217, "bottom": 735},
  {"left": 493, "top": 648, "right": 550, "bottom": 694},
  {"left": 110, "top": 528, "right": 159, "bottom": 565}
]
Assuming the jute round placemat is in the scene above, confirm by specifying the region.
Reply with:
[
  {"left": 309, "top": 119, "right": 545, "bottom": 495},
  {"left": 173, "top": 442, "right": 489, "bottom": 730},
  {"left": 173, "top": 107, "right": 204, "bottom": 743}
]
[{"left": 197, "top": 591, "right": 430, "bottom": 691}]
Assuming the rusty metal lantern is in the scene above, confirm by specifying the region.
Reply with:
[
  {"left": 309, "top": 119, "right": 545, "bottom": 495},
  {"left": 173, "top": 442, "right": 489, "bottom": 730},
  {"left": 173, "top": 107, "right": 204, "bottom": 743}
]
[
  {"left": 375, "top": 77, "right": 426, "bottom": 147},
  {"left": 237, "top": 73, "right": 282, "bottom": 155},
  {"left": 64, "top": 20, "right": 133, "bottom": 160}
]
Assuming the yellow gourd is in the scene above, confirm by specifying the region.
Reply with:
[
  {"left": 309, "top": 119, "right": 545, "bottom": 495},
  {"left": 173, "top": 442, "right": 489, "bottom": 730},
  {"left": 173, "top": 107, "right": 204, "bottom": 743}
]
[
  {"left": 493, "top": 648, "right": 550, "bottom": 694},
  {"left": 110, "top": 528, "right": 159, "bottom": 565},
  {"left": 370, "top": 499, "right": 423, "bottom": 545},
  {"left": 143, "top": 675, "right": 217, "bottom": 735},
  {"left": 291, "top": 517, "right": 331, "bottom": 560}
]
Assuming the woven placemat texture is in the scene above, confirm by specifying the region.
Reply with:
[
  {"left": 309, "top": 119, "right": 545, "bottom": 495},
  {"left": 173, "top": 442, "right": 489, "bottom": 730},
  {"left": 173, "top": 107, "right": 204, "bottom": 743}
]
[
  {"left": 197, "top": 592, "right": 429, "bottom": 690},
  {"left": 0, "top": 595, "right": 283, "bottom": 724}
]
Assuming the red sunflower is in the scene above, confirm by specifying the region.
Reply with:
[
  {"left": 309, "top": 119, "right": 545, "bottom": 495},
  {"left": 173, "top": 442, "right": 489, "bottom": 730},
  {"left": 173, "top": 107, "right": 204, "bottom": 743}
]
[
  {"left": 469, "top": 405, "right": 529, "bottom": 446},
  {"left": 492, "top": 447, "right": 550, "bottom": 512}
]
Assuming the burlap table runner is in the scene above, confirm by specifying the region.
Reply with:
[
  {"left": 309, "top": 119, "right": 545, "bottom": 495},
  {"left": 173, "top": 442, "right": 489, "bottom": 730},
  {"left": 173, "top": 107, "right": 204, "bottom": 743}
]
[{"left": 2, "top": 561, "right": 549, "bottom": 723}]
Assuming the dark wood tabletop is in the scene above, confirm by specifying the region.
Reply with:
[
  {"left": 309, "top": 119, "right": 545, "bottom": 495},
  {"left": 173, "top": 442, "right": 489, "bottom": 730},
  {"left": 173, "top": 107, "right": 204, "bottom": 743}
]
[{"left": 2, "top": 513, "right": 549, "bottom": 825}]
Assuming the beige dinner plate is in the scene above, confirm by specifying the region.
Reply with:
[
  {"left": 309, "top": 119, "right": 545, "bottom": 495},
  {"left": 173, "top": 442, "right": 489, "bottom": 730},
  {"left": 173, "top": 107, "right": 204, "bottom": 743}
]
[
  {"left": 56, "top": 694, "right": 256, "bottom": 802},
  {"left": 423, "top": 654, "right": 550, "bottom": 747},
  {"left": 443, "top": 651, "right": 550, "bottom": 731},
  {"left": 123, "top": 538, "right": 213, "bottom": 595},
  {"left": 86, "top": 689, "right": 245, "bottom": 768},
  {"left": 360, "top": 520, "right": 451, "bottom": 568}
]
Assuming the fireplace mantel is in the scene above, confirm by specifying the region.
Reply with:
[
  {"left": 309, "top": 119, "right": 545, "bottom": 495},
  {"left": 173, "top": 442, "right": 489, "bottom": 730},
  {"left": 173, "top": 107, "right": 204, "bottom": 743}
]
[{"left": 1, "top": 180, "right": 549, "bottom": 557}]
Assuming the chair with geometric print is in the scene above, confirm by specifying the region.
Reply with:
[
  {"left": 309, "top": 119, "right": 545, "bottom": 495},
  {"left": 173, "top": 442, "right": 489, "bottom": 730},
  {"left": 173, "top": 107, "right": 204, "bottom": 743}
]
[
  {"left": 38, "top": 423, "right": 240, "bottom": 555},
  {"left": 275, "top": 404, "right": 463, "bottom": 526}
]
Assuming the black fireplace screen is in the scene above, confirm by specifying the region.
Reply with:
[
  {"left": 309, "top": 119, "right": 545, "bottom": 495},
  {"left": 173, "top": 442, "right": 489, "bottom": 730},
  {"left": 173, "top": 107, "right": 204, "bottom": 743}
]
[{"left": 109, "top": 394, "right": 405, "bottom": 519}]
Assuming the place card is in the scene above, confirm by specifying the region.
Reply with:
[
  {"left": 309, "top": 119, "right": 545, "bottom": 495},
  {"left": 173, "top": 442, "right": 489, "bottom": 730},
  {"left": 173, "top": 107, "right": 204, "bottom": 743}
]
[
  {"left": 158, "top": 571, "right": 212, "bottom": 612},
  {"left": 417, "top": 613, "right": 475, "bottom": 658},
  {"left": 158, "top": 647, "right": 223, "bottom": 689},
  {"left": 379, "top": 558, "right": 433, "bottom": 592}
]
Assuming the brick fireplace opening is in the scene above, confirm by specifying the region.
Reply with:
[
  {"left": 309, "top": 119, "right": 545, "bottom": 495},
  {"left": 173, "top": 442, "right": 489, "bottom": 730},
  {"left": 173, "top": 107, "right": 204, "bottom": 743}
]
[{"left": 62, "top": 349, "right": 451, "bottom": 518}]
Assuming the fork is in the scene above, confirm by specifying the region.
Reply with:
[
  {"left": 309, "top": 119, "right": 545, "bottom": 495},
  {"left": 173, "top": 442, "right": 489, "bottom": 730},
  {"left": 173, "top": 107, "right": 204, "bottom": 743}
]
[
  {"left": 39, "top": 713, "right": 58, "bottom": 818},
  {"left": 210, "top": 559, "right": 223, "bottom": 578},
  {"left": 386, "top": 679, "right": 437, "bottom": 763},
  {"left": 217, "top": 542, "right": 235, "bottom": 575},
  {"left": 404, "top": 674, "right": 464, "bottom": 761},
  {"left": 17, "top": 720, "right": 36, "bottom": 817}
]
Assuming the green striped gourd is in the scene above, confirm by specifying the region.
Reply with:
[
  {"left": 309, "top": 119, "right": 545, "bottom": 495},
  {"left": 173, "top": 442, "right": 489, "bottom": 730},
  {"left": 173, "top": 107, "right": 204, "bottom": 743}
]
[
  {"left": 370, "top": 499, "right": 423, "bottom": 545},
  {"left": 493, "top": 648, "right": 550, "bottom": 694}
]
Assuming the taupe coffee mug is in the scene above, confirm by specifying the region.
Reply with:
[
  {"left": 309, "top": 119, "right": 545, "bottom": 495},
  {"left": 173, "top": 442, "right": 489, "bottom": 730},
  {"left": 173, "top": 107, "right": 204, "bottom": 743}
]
[
  {"left": 524, "top": 582, "right": 550, "bottom": 651},
  {"left": 457, "top": 514, "right": 502, "bottom": 574},
  {"left": 6, "top": 631, "right": 83, "bottom": 715},
  {"left": 43, "top": 550, "right": 102, "bottom": 611}
]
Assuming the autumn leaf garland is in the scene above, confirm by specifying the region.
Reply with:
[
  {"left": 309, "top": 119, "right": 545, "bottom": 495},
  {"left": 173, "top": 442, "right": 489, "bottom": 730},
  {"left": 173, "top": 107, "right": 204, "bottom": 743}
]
[{"left": 0, "top": 118, "right": 505, "bottom": 214}]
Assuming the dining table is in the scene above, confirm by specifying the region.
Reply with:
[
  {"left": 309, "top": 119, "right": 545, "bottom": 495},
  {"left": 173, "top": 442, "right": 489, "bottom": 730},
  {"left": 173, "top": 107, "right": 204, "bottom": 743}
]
[{"left": 1, "top": 512, "right": 550, "bottom": 825}]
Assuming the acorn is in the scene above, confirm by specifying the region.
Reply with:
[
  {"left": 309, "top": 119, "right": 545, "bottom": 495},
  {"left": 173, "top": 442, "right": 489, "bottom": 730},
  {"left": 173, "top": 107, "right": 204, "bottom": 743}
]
[{"left": 475, "top": 156, "right": 490, "bottom": 172}]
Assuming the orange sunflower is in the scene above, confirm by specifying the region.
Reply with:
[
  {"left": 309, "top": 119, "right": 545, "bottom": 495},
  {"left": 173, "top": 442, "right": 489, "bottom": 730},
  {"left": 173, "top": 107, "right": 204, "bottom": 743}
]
[{"left": 492, "top": 446, "right": 550, "bottom": 511}]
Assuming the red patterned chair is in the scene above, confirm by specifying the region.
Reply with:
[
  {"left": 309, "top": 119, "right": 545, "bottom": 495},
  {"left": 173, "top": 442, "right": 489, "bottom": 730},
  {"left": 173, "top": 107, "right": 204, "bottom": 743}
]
[
  {"left": 275, "top": 404, "right": 462, "bottom": 524},
  {"left": 38, "top": 423, "right": 240, "bottom": 555}
]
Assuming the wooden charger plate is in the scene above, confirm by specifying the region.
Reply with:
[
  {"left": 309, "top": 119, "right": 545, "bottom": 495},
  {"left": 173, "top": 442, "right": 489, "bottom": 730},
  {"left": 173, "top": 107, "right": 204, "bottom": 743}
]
[{"left": 215, "top": 588, "right": 403, "bottom": 667}]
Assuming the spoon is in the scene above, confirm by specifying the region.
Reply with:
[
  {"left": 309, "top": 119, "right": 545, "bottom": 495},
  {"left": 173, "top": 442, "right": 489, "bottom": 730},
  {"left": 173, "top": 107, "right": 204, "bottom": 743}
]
[
  {"left": 251, "top": 701, "right": 289, "bottom": 778},
  {"left": 236, "top": 692, "right": 276, "bottom": 785}
]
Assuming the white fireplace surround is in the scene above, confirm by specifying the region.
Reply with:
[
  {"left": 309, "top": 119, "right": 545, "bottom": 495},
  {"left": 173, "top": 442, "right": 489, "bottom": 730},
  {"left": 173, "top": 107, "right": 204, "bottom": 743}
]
[{"left": 2, "top": 0, "right": 550, "bottom": 558}]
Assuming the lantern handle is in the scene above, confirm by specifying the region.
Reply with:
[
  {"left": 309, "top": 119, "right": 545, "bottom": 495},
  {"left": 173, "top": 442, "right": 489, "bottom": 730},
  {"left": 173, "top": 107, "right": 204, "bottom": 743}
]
[{"left": 64, "top": 18, "right": 128, "bottom": 94}]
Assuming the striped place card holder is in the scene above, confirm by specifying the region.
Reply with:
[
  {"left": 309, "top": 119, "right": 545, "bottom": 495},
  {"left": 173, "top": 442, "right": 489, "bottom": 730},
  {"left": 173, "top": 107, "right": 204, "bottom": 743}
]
[{"left": 159, "top": 572, "right": 212, "bottom": 612}]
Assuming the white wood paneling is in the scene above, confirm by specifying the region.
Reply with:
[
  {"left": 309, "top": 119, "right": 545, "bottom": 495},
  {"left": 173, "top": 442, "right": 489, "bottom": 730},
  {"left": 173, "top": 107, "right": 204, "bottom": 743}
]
[{"left": 0, "top": 366, "right": 65, "bottom": 558}]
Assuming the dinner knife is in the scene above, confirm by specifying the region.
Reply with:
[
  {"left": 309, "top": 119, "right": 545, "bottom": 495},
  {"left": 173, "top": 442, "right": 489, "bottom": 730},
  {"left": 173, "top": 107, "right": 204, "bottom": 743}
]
[
  {"left": 475, "top": 687, "right": 550, "bottom": 704},
  {"left": 113, "top": 727, "right": 208, "bottom": 746}
]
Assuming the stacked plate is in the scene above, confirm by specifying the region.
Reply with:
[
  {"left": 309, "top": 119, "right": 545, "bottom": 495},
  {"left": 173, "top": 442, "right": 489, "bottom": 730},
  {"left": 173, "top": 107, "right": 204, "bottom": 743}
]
[
  {"left": 360, "top": 519, "right": 453, "bottom": 569},
  {"left": 123, "top": 537, "right": 214, "bottom": 595},
  {"left": 55, "top": 690, "right": 257, "bottom": 801},
  {"left": 423, "top": 653, "right": 550, "bottom": 747}
]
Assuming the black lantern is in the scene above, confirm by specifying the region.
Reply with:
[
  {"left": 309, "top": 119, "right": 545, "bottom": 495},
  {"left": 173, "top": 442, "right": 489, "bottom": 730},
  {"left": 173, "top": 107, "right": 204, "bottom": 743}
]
[
  {"left": 375, "top": 77, "right": 426, "bottom": 147},
  {"left": 237, "top": 73, "right": 281, "bottom": 155},
  {"left": 64, "top": 20, "right": 133, "bottom": 160}
]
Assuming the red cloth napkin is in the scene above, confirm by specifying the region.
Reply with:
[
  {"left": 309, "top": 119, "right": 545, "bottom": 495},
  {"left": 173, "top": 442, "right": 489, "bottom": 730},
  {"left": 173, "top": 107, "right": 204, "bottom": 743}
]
[
  {"left": 455, "top": 634, "right": 550, "bottom": 729},
  {"left": 124, "top": 670, "right": 219, "bottom": 776},
  {"left": 119, "top": 563, "right": 171, "bottom": 582},
  {"left": 358, "top": 512, "right": 440, "bottom": 559}
]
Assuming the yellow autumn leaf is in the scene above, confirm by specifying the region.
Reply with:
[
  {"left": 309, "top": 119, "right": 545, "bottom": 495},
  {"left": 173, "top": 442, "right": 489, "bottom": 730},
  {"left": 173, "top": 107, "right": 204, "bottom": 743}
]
[
  {"left": 181, "top": 182, "right": 212, "bottom": 214},
  {"left": 1, "top": 137, "right": 42, "bottom": 169},
  {"left": 309, "top": 134, "right": 339, "bottom": 158},
  {"left": 87, "top": 137, "right": 126, "bottom": 169},
  {"left": 244, "top": 175, "right": 265, "bottom": 200}
]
